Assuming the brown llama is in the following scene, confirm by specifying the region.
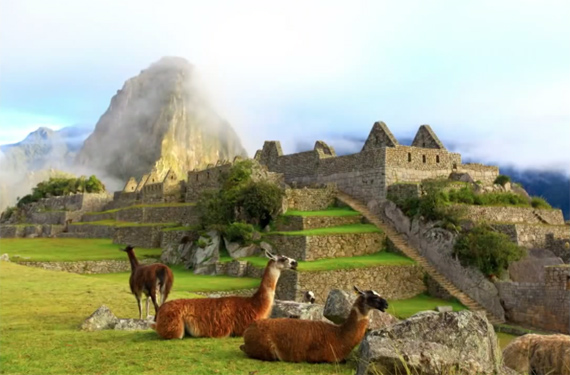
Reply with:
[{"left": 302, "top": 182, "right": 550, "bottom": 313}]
[
  {"left": 152, "top": 251, "right": 297, "bottom": 339},
  {"left": 240, "top": 286, "right": 389, "bottom": 363},
  {"left": 121, "top": 245, "right": 174, "bottom": 319},
  {"left": 502, "top": 333, "right": 570, "bottom": 375}
]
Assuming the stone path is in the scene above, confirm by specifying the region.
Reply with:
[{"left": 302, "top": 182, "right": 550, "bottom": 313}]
[{"left": 336, "top": 192, "right": 504, "bottom": 325}]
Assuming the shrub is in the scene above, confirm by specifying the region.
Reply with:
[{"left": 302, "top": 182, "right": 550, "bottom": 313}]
[
  {"left": 0, "top": 206, "right": 16, "bottom": 221},
  {"left": 453, "top": 225, "right": 526, "bottom": 277},
  {"left": 196, "top": 190, "right": 234, "bottom": 228},
  {"left": 224, "top": 222, "right": 255, "bottom": 244},
  {"left": 237, "top": 181, "right": 284, "bottom": 228},
  {"left": 494, "top": 175, "right": 511, "bottom": 186},
  {"left": 195, "top": 239, "right": 207, "bottom": 249},
  {"left": 530, "top": 196, "right": 552, "bottom": 209},
  {"left": 16, "top": 175, "right": 105, "bottom": 208}
]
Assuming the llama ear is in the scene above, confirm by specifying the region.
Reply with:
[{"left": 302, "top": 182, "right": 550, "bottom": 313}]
[
  {"left": 353, "top": 286, "right": 364, "bottom": 295},
  {"left": 265, "top": 249, "right": 277, "bottom": 260}
]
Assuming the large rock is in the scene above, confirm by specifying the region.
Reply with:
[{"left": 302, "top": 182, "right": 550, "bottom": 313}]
[
  {"left": 323, "top": 289, "right": 399, "bottom": 330},
  {"left": 223, "top": 238, "right": 260, "bottom": 259},
  {"left": 81, "top": 305, "right": 118, "bottom": 331},
  {"left": 509, "top": 249, "right": 564, "bottom": 283},
  {"left": 114, "top": 318, "right": 154, "bottom": 331},
  {"left": 160, "top": 237, "right": 193, "bottom": 265},
  {"left": 270, "top": 300, "right": 327, "bottom": 321},
  {"left": 356, "top": 311, "right": 502, "bottom": 375},
  {"left": 0, "top": 253, "right": 9, "bottom": 262},
  {"left": 190, "top": 230, "right": 220, "bottom": 275}
]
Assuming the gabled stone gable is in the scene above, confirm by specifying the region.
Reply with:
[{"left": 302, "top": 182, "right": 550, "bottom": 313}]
[
  {"left": 411, "top": 125, "right": 446, "bottom": 150},
  {"left": 362, "top": 121, "right": 399, "bottom": 151}
]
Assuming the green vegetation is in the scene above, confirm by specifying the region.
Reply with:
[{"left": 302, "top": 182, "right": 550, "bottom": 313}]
[
  {"left": 71, "top": 220, "right": 178, "bottom": 228},
  {"left": 223, "top": 222, "right": 255, "bottom": 244},
  {"left": 17, "top": 175, "right": 105, "bottom": 208},
  {"left": 269, "top": 223, "right": 381, "bottom": 236},
  {"left": 243, "top": 251, "right": 414, "bottom": 271},
  {"left": 88, "top": 265, "right": 260, "bottom": 292},
  {"left": 1, "top": 262, "right": 348, "bottom": 375},
  {"left": 493, "top": 174, "right": 511, "bottom": 186},
  {"left": 83, "top": 202, "right": 197, "bottom": 216},
  {"left": 283, "top": 207, "right": 360, "bottom": 217},
  {"left": 387, "top": 293, "right": 466, "bottom": 319},
  {"left": 497, "top": 332, "right": 518, "bottom": 349},
  {"left": 453, "top": 224, "right": 526, "bottom": 277},
  {"left": 0, "top": 238, "right": 161, "bottom": 262},
  {"left": 530, "top": 196, "right": 552, "bottom": 209}
]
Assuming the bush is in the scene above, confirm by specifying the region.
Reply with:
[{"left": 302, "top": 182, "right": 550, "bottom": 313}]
[
  {"left": 494, "top": 175, "right": 511, "bottom": 186},
  {"left": 237, "top": 181, "right": 284, "bottom": 228},
  {"left": 16, "top": 175, "right": 105, "bottom": 208},
  {"left": 453, "top": 225, "right": 526, "bottom": 277},
  {"left": 530, "top": 196, "right": 552, "bottom": 209},
  {"left": 0, "top": 206, "right": 16, "bottom": 221},
  {"left": 224, "top": 222, "right": 255, "bottom": 244}
]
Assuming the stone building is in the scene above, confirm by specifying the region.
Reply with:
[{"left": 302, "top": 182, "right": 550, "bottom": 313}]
[{"left": 255, "top": 122, "right": 499, "bottom": 212}]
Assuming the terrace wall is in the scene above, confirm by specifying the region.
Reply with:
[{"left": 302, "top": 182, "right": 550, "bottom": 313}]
[
  {"left": 116, "top": 205, "right": 199, "bottom": 225},
  {"left": 493, "top": 223, "right": 569, "bottom": 248},
  {"left": 463, "top": 206, "right": 565, "bottom": 225},
  {"left": 285, "top": 187, "right": 338, "bottom": 211},
  {"left": 275, "top": 265, "right": 425, "bottom": 302},
  {"left": 67, "top": 224, "right": 115, "bottom": 238},
  {"left": 113, "top": 226, "right": 165, "bottom": 248},
  {"left": 17, "top": 258, "right": 157, "bottom": 274},
  {"left": 275, "top": 215, "right": 362, "bottom": 231}
]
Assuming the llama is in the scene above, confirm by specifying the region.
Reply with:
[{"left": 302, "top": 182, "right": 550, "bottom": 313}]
[
  {"left": 302, "top": 291, "right": 315, "bottom": 304},
  {"left": 152, "top": 250, "right": 297, "bottom": 339},
  {"left": 502, "top": 333, "right": 570, "bottom": 375},
  {"left": 240, "top": 286, "right": 389, "bottom": 363},
  {"left": 121, "top": 245, "right": 174, "bottom": 319}
]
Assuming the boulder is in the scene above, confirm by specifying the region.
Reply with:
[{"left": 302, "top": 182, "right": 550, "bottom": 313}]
[
  {"left": 114, "top": 318, "right": 153, "bottom": 331},
  {"left": 81, "top": 305, "right": 118, "bottom": 331},
  {"left": 323, "top": 289, "right": 399, "bottom": 330},
  {"left": 509, "top": 251, "right": 564, "bottom": 283},
  {"left": 270, "top": 300, "right": 326, "bottom": 321},
  {"left": 160, "top": 237, "right": 193, "bottom": 265},
  {"left": 356, "top": 311, "right": 502, "bottom": 375},
  {"left": 190, "top": 230, "right": 220, "bottom": 273},
  {"left": 0, "top": 253, "right": 9, "bottom": 262},
  {"left": 436, "top": 306, "right": 453, "bottom": 313},
  {"left": 223, "top": 238, "right": 260, "bottom": 259}
]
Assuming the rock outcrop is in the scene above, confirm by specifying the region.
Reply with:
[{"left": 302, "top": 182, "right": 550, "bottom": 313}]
[
  {"left": 75, "top": 56, "right": 247, "bottom": 182},
  {"left": 270, "top": 300, "right": 326, "bottom": 321},
  {"left": 356, "top": 310, "right": 502, "bottom": 375},
  {"left": 81, "top": 305, "right": 153, "bottom": 331}
]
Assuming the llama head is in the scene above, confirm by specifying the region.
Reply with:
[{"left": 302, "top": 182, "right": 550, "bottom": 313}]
[
  {"left": 265, "top": 250, "right": 298, "bottom": 271},
  {"left": 303, "top": 291, "right": 316, "bottom": 304},
  {"left": 120, "top": 245, "right": 135, "bottom": 252},
  {"left": 353, "top": 286, "right": 389, "bottom": 313}
]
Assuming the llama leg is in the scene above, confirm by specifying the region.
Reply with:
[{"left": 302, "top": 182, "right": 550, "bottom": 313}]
[
  {"left": 135, "top": 295, "right": 142, "bottom": 320},
  {"left": 150, "top": 290, "right": 160, "bottom": 319},
  {"left": 145, "top": 296, "right": 150, "bottom": 319}
]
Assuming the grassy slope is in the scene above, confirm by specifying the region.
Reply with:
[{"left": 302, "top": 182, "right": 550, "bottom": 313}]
[
  {"left": 0, "top": 262, "right": 350, "bottom": 375},
  {"left": 269, "top": 223, "right": 381, "bottom": 236},
  {"left": 283, "top": 207, "right": 360, "bottom": 217},
  {"left": 88, "top": 265, "right": 261, "bottom": 292},
  {"left": 0, "top": 238, "right": 162, "bottom": 262},
  {"left": 243, "top": 252, "right": 415, "bottom": 271}
]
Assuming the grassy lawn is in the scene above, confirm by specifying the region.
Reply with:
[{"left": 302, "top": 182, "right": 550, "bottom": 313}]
[
  {"left": 242, "top": 252, "right": 414, "bottom": 271},
  {"left": 283, "top": 207, "right": 360, "bottom": 217},
  {"left": 87, "top": 265, "right": 261, "bottom": 292},
  {"left": 268, "top": 223, "right": 381, "bottom": 236},
  {"left": 0, "top": 262, "right": 350, "bottom": 375},
  {"left": 0, "top": 238, "right": 162, "bottom": 262},
  {"left": 386, "top": 293, "right": 467, "bottom": 319}
]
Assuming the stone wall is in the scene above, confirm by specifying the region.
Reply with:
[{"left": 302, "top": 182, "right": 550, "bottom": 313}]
[
  {"left": 265, "top": 232, "right": 385, "bottom": 261},
  {"left": 115, "top": 205, "right": 199, "bottom": 225},
  {"left": 497, "top": 278, "right": 570, "bottom": 334},
  {"left": 17, "top": 258, "right": 157, "bottom": 274},
  {"left": 546, "top": 233, "right": 570, "bottom": 263},
  {"left": 35, "top": 193, "right": 113, "bottom": 212},
  {"left": 81, "top": 211, "right": 117, "bottom": 222},
  {"left": 386, "top": 183, "right": 421, "bottom": 202},
  {"left": 275, "top": 215, "right": 362, "bottom": 231},
  {"left": 285, "top": 187, "right": 338, "bottom": 211},
  {"left": 29, "top": 211, "right": 83, "bottom": 225},
  {"left": 457, "top": 163, "right": 500, "bottom": 185},
  {"left": 67, "top": 224, "right": 115, "bottom": 238},
  {"left": 493, "top": 223, "right": 569, "bottom": 248},
  {"left": 0, "top": 224, "right": 64, "bottom": 238},
  {"left": 185, "top": 163, "right": 233, "bottom": 202},
  {"left": 463, "top": 206, "right": 565, "bottom": 225},
  {"left": 275, "top": 265, "right": 426, "bottom": 303},
  {"left": 113, "top": 226, "right": 164, "bottom": 248}
]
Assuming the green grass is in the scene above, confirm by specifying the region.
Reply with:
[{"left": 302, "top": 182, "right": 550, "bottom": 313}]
[
  {"left": 71, "top": 220, "right": 179, "bottom": 228},
  {"left": 0, "top": 262, "right": 350, "bottom": 375},
  {"left": 83, "top": 207, "right": 122, "bottom": 216},
  {"left": 497, "top": 332, "right": 518, "bottom": 348},
  {"left": 283, "top": 207, "right": 361, "bottom": 217},
  {"left": 83, "top": 202, "right": 197, "bottom": 216},
  {"left": 162, "top": 225, "right": 200, "bottom": 232},
  {"left": 242, "top": 252, "right": 415, "bottom": 271},
  {"left": 386, "top": 293, "right": 467, "bottom": 319},
  {"left": 0, "top": 238, "right": 162, "bottom": 262},
  {"left": 88, "top": 265, "right": 261, "bottom": 292},
  {"left": 268, "top": 223, "right": 381, "bottom": 236}
]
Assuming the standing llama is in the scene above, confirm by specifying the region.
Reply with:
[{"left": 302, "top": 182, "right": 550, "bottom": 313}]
[
  {"left": 152, "top": 250, "right": 297, "bottom": 339},
  {"left": 240, "top": 286, "right": 389, "bottom": 363},
  {"left": 502, "top": 333, "right": 570, "bottom": 375},
  {"left": 121, "top": 245, "right": 174, "bottom": 319}
]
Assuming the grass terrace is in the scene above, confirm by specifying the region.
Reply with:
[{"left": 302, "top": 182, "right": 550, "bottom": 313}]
[
  {"left": 83, "top": 202, "right": 197, "bottom": 216},
  {"left": 71, "top": 220, "right": 179, "bottom": 228},
  {"left": 268, "top": 223, "right": 381, "bottom": 236},
  {"left": 282, "top": 207, "right": 361, "bottom": 217},
  {"left": 241, "top": 251, "right": 414, "bottom": 271},
  {"left": 0, "top": 238, "right": 162, "bottom": 262},
  {"left": 386, "top": 293, "right": 466, "bottom": 319},
  {"left": 88, "top": 265, "right": 261, "bottom": 292}
]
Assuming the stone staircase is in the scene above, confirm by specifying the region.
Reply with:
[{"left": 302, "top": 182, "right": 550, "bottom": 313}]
[{"left": 336, "top": 192, "right": 504, "bottom": 325}]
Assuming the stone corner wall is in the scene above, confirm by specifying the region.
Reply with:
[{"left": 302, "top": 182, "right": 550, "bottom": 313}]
[{"left": 285, "top": 186, "right": 338, "bottom": 211}]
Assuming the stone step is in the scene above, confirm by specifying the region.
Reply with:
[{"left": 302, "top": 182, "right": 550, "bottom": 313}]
[{"left": 336, "top": 192, "right": 504, "bottom": 324}]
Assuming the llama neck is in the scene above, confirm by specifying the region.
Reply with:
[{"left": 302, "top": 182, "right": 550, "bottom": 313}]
[
  {"left": 253, "top": 264, "right": 280, "bottom": 304},
  {"left": 339, "top": 304, "right": 370, "bottom": 346},
  {"left": 125, "top": 250, "right": 139, "bottom": 272}
]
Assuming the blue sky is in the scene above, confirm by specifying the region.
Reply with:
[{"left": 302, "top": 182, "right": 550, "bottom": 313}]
[{"left": 1, "top": 0, "right": 569, "bottom": 172}]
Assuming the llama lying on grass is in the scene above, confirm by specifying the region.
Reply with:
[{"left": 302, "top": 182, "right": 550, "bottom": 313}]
[
  {"left": 502, "top": 333, "right": 570, "bottom": 375},
  {"left": 240, "top": 286, "right": 388, "bottom": 363},
  {"left": 121, "top": 245, "right": 174, "bottom": 320},
  {"left": 152, "top": 250, "right": 297, "bottom": 339}
]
